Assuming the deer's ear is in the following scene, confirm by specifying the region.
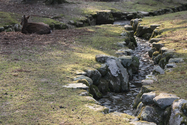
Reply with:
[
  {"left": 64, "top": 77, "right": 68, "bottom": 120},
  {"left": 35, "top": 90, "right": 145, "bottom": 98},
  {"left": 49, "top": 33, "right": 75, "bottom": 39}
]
[{"left": 26, "top": 16, "right": 30, "bottom": 19}]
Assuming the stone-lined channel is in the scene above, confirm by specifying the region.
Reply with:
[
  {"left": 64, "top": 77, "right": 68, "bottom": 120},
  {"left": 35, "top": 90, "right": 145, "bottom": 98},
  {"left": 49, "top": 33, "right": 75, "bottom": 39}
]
[{"left": 97, "top": 21, "right": 154, "bottom": 115}]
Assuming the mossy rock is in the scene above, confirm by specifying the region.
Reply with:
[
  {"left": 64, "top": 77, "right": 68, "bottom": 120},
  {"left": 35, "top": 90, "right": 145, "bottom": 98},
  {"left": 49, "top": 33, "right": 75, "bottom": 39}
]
[
  {"left": 77, "top": 79, "right": 90, "bottom": 87},
  {"left": 130, "top": 56, "right": 140, "bottom": 74},
  {"left": 89, "top": 85, "right": 103, "bottom": 99},
  {"left": 158, "top": 57, "right": 168, "bottom": 69},
  {"left": 128, "top": 42, "right": 135, "bottom": 50},
  {"left": 154, "top": 54, "right": 162, "bottom": 65},
  {"left": 152, "top": 51, "right": 160, "bottom": 60},
  {"left": 133, "top": 92, "right": 143, "bottom": 109},
  {"left": 148, "top": 47, "right": 157, "bottom": 58},
  {"left": 142, "top": 33, "right": 152, "bottom": 40}
]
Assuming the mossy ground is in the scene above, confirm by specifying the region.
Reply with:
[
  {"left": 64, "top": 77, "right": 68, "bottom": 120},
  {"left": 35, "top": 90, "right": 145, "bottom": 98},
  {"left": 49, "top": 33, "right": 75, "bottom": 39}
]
[{"left": 140, "top": 11, "right": 187, "bottom": 99}]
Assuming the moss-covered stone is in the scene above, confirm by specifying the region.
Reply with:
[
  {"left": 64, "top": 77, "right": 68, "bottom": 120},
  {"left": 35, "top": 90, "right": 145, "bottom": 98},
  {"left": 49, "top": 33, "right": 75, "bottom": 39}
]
[
  {"left": 89, "top": 85, "right": 103, "bottom": 99},
  {"left": 159, "top": 57, "right": 168, "bottom": 69},
  {"left": 148, "top": 47, "right": 157, "bottom": 58},
  {"left": 154, "top": 54, "right": 162, "bottom": 65},
  {"left": 77, "top": 79, "right": 90, "bottom": 87},
  {"left": 152, "top": 51, "right": 160, "bottom": 60}
]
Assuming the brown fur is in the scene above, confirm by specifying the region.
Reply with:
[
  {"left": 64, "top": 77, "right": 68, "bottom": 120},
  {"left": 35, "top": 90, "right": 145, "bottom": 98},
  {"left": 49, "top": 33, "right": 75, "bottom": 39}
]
[{"left": 21, "top": 15, "right": 51, "bottom": 35}]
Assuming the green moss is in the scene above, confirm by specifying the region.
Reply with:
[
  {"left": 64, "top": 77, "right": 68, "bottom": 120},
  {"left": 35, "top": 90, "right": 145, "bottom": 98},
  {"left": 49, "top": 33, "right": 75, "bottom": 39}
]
[
  {"left": 77, "top": 79, "right": 90, "bottom": 86},
  {"left": 0, "top": 11, "right": 20, "bottom": 27}
]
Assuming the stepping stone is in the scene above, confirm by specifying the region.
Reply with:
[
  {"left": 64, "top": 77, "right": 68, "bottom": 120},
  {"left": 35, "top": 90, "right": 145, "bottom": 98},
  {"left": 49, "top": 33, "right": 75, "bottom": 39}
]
[{"left": 62, "top": 83, "right": 88, "bottom": 90}]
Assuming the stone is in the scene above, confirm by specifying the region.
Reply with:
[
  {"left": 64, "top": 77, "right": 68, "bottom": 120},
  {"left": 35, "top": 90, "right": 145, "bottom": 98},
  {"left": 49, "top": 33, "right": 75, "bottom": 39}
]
[
  {"left": 85, "top": 104, "right": 109, "bottom": 114},
  {"left": 145, "top": 74, "right": 157, "bottom": 81},
  {"left": 131, "top": 56, "right": 140, "bottom": 74},
  {"left": 153, "top": 54, "right": 162, "bottom": 65},
  {"left": 148, "top": 48, "right": 157, "bottom": 57},
  {"left": 169, "top": 58, "right": 184, "bottom": 63},
  {"left": 141, "top": 92, "right": 156, "bottom": 105},
  {"left": 138, "top": 11, "right": 149, "bottom": 16},
  {"left": 132, "top": 18, "right": 140, "bottom": 31},
  {"left": 152, "top": 51, "right": 160, "bottom": 60},
  {"left": 141, "top": 80, "right": 154, "bottom": 85},
  {"left": 153, "top": 65, "right": 165, "bottom": 75},
  {"left": 79, "top": 91, "right": 89, "bottom": 96},
  {"left": 85, "top": 96, "right": 100, "bottom": 104},
  {"left": 158, "top": 57, "right": 168, "bottom": 69},
  {"left": 74, "top": 75, "right": 93, "bottom": 86},
  {"left": 152, "top": 43, "right": 164, "bottom": 50},
  {"left": 138, "top": 105, "right": 164, "bottom": 124},
  {"left": 89, "top": 85, "right": 103, "bottom": 99},
  {"left": 115, "top": 49, "right": 133, "bottom": 56},
  {"left": 159, "top": 47, "right": 168, "bottom": 54},
  {"left": 62, "top": 83, "right": 89, "bottom": 90},
  {"left": 165, "top": 63, "right": 177, "bottom": 69},
  {"left": 169, "top": 99, "right": 187, "bottom": 125},
  {"left": 135, "top": 102, "right": 143, "bottom": 116},
  {"left": 95, "top": 54, "right": 116, "bottom": 63},
  {"left": 150, "top": 24, "right": 160, "bottom": 30},
  {"left": 105, "top": 58, "right": 129, "bottom": 92},
  {"left": 96, "top": 11, "right": 114, "bottom": 25},
  {"left": 149, "top": 38, "right": 161, "bottom": 43},
  {"left": 97, "top": 64, "right": 108, "bottom": 77},
  {"left": 118, "top": 55, "right": 133, "bottom": 67},
  {"left": 0, "top": 27, "right": 4, "bottom": 32},
  {"left": 116, "top": 41, "right": 126, "bottom": 47},
  {"left": 153, "top": 93, "right": 180, "bottom": 109},
  {"left": 98, "top": 79, "right": 110, "bottom": 94},
  {"left": 86, "top": 69, "right": 101, "bottom": 86},
  {"left": 14, "top": 24, "right": 22, "bottom": 31},
  {"left": 124, "top": 25, "right": 133, "bottom": 31},
  {"left": 130, "top": 121, "right": 157, "bottom": 125}
]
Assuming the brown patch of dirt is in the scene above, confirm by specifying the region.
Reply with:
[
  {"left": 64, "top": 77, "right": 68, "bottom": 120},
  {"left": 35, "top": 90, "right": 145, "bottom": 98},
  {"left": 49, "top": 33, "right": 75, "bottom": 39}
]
[{"left": 0, "top": 28, "right": 93, "bottom": 54}]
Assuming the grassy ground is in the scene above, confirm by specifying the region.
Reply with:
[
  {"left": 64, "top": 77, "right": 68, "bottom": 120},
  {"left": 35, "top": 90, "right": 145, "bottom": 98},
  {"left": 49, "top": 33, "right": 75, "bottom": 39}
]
[
  {"left": 140, "top": 11, "right": 187, "bottom": 99},
  {"left": 0, "top": 25, "right": 136, "bottom": 124},
  {"left": 0, "top": 0, "right": 187, "bottom": 124}
]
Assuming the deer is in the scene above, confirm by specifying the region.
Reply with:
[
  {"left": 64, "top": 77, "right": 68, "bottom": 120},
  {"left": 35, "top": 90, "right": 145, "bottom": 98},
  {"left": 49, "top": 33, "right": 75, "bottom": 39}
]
[{"left": 20, "top": 15, "right": 52, "bottom": 35}]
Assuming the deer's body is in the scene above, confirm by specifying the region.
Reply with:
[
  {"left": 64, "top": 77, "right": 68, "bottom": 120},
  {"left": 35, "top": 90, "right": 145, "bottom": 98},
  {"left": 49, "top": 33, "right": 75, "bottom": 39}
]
[{"left": 21, "top": 15, "right": 51, "bottom": 35}]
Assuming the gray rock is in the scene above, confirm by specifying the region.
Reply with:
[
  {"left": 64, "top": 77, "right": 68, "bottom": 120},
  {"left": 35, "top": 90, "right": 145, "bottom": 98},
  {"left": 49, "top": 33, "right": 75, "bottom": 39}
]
[
  {"left": 86, "top": 69, "right": 101, "bottom": 86},
  {"left": 116, "top": 41, "right": 126, "bottom": 47},
  {"left": 169, "top": 99, "right": 187, "bottom": 125},
  {"left": 141, "top": 92, "right": 156, "bottom": 105},
  {"left": 120, "top": 32, "right": 128, "bottom": 36},
  {"left": 149, "top": 38, "right": 161, "bottom": 43},
  {"left": 131, "top": 56, "right": 140, "bottom": 74},
  {"left": 95, "top": 54, "right": 116, "bottom": 63},
  {"left": 97, "top": 64, "right": 108, "bottom": 77},
  {"left": 105, "top": 58, "right": 129, "bottom": 92},
  {"left": 148, "top": 48, "right": 157, "bottom": 58},
  {"left": 160, "top": 47, "right": 168, "bottom": 54},
  {"left": 141, "top": 80, "right": 154, "bottom": 85},
  {"left": 98, "top": 79, "right": 110, "bottom": 94},
  {"left": 79, "top": 91, "right": 89, "bottom": 96},
  {"left": 145, "top": 74, "right": 157, "bottom": 81},
  {"left": 152, "top": 43, "right": 164, "bottom": 50},
  {"left": 132, "top": 18, "right": 140, "bottom": 31},
  {"left": 150, "top": 24, "right": 160, "bottom": 30},
  {"left": 62, "top": 83, "right": 89, "bottom": 90},
  {"left": 135, "top": 102, "right": 143, "bottom": 116},
  {"left": 124, "top": 25, "right": 133, "bottom": 31},
  {"left": 153, "top": 54, "right": 162, "bottom": 65},
  {"left": 74, "top": 75, "right": 93, "bottom": 86},
  {"left": 130, "top": 121, "right": 157, "bottom": 125},
  {"left": 165, "top": 63, "right": 177, "bottom": 69},
  {"left": 153, "top": 65, "right": 165, "bottom": 75},
  {"left": 85, "top": 104, "right": 109, "bottom": 114},
  {"left": 89, "top": 85, "right": 103, "bottom": 99},
  {"left": 153, "top": 93, "right": 180, "bottom": 109},
  {"left": 14, "top": 24, "right": 22, "bottom": 31},
  {"left": 169, "top": 58, "right": 184, "bottom": 63},
  {"left": 0, "top": 27, "right": 4, "bottom": 32},
  {"left": 118, "top": 55, "right": 133, "bottom": 67},
  {"left": 96, "top": 11, "right": 114, "bottom": 24},
  {"left": 138, "top": 11, "right": 149, "bottom": 16},
  {"left": 139, "top": 105, "right": 164, "bottom": 124}
]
